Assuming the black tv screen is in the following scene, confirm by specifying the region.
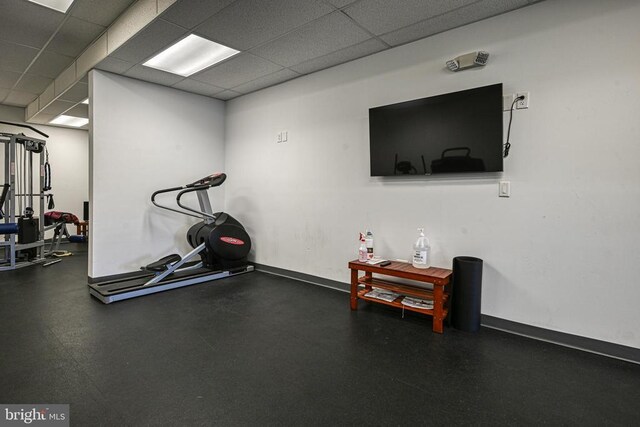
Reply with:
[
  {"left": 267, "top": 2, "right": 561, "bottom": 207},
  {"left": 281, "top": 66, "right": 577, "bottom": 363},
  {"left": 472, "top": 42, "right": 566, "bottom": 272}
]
[{"left": 369, "top": 83, "right": 503, "bottom": 176}]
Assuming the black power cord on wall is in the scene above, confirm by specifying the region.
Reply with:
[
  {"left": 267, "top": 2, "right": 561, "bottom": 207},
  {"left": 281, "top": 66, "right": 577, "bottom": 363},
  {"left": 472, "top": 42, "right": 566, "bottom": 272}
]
[{"left": 504, "top": 95, "right": 526, "bottom": 158}]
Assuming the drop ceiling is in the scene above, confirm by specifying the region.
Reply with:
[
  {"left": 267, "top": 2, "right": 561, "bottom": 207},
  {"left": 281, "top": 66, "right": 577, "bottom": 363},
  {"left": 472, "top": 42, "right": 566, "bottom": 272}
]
[{"left": 0, "top": 0, "right": 542, "bottom": 128}]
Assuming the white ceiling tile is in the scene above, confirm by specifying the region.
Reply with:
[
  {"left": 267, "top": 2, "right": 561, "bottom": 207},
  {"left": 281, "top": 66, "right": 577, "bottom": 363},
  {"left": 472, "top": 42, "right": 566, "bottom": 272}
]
[
  {"left": 0, "top": 0, "right": 65, "bottom": 48},
  {"left": 214, "top": 90, "right": 241, "bottom": 101},
  {"left": 111, "top": 19, "right": 187, "bottom": 64},
  {"left": 250, "top": 12, "right": 370, "bottom": 68},
  {"left": 160, "top": 0, "right": 234, "bottom": 29},
  {"left": 0, "top": 70, "right": 21, "bottom": 89},
  {"left": 344, "top": 0, "right": 477, "bottom": 36},
  {"left": 95, "top": 56, "right": 135, "bottom": 74},
  {"left": 125, "top": 64, "right": 185, "bottom": 86},
  {"left": 191, "top": 53, "right": 282, "bottom": 89},
  {"left": 47, "top": 17, "right": 106, "bottom": 57},
  {"left": 15, "top": 74, "right": 54, "bottom": 93},
  {"left": 195, "top": 0, "right": 333, "bottom": 50},
  {"left": 172, "top": 79, "right": 225, "bottom": 97},
  {"left": 290, "top": 38, "right": 387, "bottom": 75},
  {"left": 380, "top": 0, "right": 530, "bottom": 46},
  {"left": 0, "top": 41, "right": 39, "bottom": 73},
  {"left": 232, "top": 68, "right": 300, "bottom": 94},
  {"left": 59, "top": 82, "right": 89, "bottom": 103},
  {"left": 41, "top": 99, "right": 76, "bottom": 116},
  {"left": 3, "top": 90, "right": 38, "bottom": 107},
  {"left": 64, "top": 103, "right": 89, "bottom": 118},
  {"left": 71, "top": 0, "right": 136, "bottom": 27},
  {"left": 29, "top": 51, "right": 75, "bottom": 79}
]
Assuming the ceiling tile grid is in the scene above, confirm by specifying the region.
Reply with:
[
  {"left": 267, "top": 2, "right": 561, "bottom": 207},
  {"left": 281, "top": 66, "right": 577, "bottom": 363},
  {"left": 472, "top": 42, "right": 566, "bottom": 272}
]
[
  {"left": 172, "top": 79, "right": 226, "bottom": 97},
  {"left": 15, "top": 74, "right": 54, "bottom": 94},
  {"left": 232, "top": 68, "right": 300, "bottom": 94},
  {"left": 214, "top": 89, "right": 242, "bottom": 100},
  {"left": 28, "top": 51, "right": 76, "bottom": 79},
  {"left": 125, "top": 64, "right": 185, "bottom": 86},
  {"left": 194, "top": 0, "right": 333, "bottom": 51},
  {"left": 0, "top": 0, "right": 542, "bottom": 112},
  {"left": 191, "top": 53, "right": 283, "bottom": 89},
  {"left": 289, "top": 38, "right": 387, "bottom": 75},
  {"left": 250, "top": 11, "right": 372, "bottom": 68},
  {"left": 4, "top": 90, "right": 38, "bottom": 107},
  {"left": 0, "top": 41, "right": 39, "bottom": 74},
  {"left": 95, "top": 57, "right": 136, "bottom": 75},
  {"left": 71, "top": 0, "right": 137, "bottom": 27},
  {"left": 380, "top": 0, "right": 531, "bottom": 46},
  {"left": 0, "top": 70, "right": 22, "bottom": 90},
  {"left": 110, "top": 18, "right": 188, "bottom": 64},
  {"left": 0, "top": 0, "right": 65, "bottom": 48},
  {"left": 343, "top": 0, "right": 478, "bottom": 36},
  {"left": 47, "top": 17, "right": 106, "bottom": 58},
  {"left": 161, "top": 0, "right": 236, "bottom": 29}
]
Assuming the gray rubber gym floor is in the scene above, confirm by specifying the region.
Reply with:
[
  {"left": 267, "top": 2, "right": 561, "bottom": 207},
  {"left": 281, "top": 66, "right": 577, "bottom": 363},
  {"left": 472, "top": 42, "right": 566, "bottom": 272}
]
[{"left": 1, "top": 244, "right": 640, "bottom": 425}]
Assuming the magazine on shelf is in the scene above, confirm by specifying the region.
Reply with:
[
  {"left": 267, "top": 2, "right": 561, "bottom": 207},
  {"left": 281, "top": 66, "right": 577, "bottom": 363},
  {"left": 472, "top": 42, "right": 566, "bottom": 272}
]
[
  {"left": 363, "top": 288, "right": 400, "bottom": 302},
  {"left": 401, "top": 296, "right": 434, "bottom": 310}
]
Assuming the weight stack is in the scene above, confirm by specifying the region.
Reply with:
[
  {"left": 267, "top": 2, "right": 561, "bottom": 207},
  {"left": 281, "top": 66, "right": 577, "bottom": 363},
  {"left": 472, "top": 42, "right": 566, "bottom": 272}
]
[{"left": 451, "top": 256, "right": 483, "bottom": 332}]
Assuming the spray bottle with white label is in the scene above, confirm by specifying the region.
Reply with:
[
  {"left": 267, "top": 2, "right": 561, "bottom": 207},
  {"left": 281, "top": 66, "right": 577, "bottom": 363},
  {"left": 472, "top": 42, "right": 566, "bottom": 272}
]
[{"left": 412, "top": 228, "right": 430, "bottom": 269}]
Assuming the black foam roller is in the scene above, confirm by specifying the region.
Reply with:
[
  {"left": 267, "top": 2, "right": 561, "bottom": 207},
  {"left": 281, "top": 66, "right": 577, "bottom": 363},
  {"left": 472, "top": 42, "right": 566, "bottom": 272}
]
[{"left": 451, "top": 256, "right": 483, "bottom": 332}]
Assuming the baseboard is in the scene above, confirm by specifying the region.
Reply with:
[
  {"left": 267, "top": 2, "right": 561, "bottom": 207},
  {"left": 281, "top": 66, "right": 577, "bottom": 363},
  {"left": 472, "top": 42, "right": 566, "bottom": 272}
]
[
  {"left": 481, "top": 315, "right": 640, "bottom": 365},
  {"left": 253, "top": 263, "right": 640, "bottom": 365},
  {"left": 252, "top": 263, "right": 350, "bottom": 292}
]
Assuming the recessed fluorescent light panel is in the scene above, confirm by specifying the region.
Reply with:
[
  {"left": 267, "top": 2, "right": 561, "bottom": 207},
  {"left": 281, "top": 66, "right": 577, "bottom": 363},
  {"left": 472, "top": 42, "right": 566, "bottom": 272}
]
[
  {"left": 26, "top": 0, "right": 74, "bottom": 13},
  {"left": 50, "top": 115, "right": 89, "bottom": 127},
  {"left": 143, "top": 34, "right": 240, "bottom": 77}
]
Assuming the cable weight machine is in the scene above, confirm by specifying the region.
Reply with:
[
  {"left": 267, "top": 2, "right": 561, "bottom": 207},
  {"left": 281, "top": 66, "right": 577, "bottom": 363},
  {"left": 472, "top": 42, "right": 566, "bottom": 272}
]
[{"left": 0, "top": 121, "right": 50, "bottom": 270}]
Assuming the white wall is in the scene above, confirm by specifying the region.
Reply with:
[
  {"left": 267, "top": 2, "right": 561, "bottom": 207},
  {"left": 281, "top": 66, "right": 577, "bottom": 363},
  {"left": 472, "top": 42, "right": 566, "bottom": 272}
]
[
  {"left": 1, "top": 105, "right": 89, "bottom": 237},
  {"left": 89, "top": 70, "right": 226, "bottom": 278},
  {"left": 224, "top": 0, "right": 640, "bottom": 348}
]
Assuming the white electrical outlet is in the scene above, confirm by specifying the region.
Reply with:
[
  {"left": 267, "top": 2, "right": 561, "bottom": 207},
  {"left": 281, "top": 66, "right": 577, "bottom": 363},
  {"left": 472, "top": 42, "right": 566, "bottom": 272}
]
[
  {"left": 282, "top": 131, "right": 288, "bottom": 142},
  {"left": 516, "top": 92, "right": 530, "bottom": 109},
  {"left": 276, "top": 132, "right": 282, "bottom": 143},
  {"left": 503, "top": 94, "right": 515, "bottom": 111},
  {"left": 499, "top": 181, "right": 510, "bottom": 197}
]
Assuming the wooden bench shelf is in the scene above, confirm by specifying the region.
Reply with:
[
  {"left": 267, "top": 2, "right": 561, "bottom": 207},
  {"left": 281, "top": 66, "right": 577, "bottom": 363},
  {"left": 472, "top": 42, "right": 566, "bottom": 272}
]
[{"left": 349, "top": 260, "right": 453, "bottom": 333}]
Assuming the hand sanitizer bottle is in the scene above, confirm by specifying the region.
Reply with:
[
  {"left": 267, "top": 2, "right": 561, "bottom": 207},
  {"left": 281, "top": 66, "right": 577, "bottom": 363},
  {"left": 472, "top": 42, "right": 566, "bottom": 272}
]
[
  {"left": 412, "top": 228, "right": 430, "bottom": 269},
  {"left": 358, "top": 233, "right": 368, "bottom": 262}
]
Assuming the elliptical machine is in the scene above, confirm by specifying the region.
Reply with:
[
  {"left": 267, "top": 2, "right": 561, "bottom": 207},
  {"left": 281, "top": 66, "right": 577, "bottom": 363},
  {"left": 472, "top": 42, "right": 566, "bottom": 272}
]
[{"left": 88, "top": 172, "right": 253, "bottom": 304}]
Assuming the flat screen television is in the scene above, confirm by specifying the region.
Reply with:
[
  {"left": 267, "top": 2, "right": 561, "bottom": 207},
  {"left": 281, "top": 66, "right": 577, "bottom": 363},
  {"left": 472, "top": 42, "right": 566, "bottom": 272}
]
[{"left": 369, "top": 83, "right": 503, "bottom": 176}]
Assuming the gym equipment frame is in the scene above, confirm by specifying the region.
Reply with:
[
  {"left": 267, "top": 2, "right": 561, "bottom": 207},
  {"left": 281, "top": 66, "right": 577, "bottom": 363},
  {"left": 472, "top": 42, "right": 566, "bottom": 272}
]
[{"left": 1, "top": 122, "right": 49, "bottom": 271}]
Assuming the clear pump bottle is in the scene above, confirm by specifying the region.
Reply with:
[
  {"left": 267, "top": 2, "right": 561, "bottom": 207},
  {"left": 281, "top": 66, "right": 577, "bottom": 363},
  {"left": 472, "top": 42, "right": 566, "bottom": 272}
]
[{"left": 412, "top": 228, "right": 430, "bottom": 269}]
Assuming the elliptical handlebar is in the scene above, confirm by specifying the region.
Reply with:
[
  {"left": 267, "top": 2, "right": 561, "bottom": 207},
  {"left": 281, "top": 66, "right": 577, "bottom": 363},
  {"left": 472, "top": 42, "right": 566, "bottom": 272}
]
[{"left": 150, "top": 172, "right": 226, "bottom": 219}]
